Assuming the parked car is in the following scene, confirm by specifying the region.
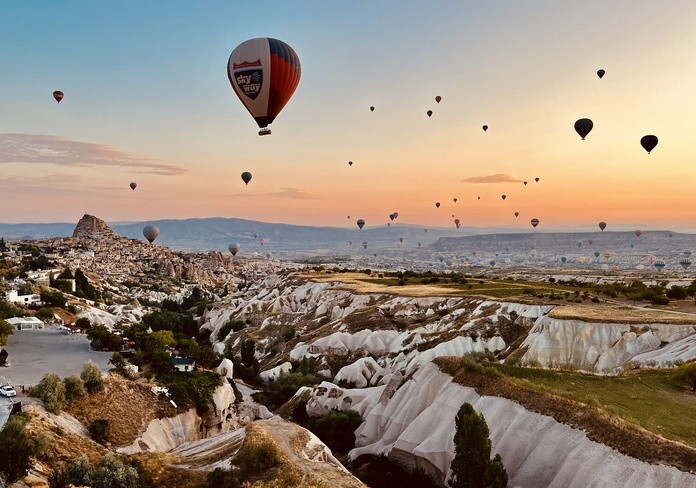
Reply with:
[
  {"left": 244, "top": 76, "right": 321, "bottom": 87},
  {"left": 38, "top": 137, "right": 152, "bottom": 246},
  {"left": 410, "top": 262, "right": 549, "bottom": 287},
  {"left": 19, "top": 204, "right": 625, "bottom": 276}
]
[{"left": 0, "top": 384, "right": 16, "bottom": 397}]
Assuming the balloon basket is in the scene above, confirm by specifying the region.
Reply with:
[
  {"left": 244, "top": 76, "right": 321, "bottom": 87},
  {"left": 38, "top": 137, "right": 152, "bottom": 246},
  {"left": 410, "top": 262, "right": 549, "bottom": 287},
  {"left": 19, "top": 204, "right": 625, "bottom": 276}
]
[{"left": 258, "top": 128, "right": 271, "bottom": 136}]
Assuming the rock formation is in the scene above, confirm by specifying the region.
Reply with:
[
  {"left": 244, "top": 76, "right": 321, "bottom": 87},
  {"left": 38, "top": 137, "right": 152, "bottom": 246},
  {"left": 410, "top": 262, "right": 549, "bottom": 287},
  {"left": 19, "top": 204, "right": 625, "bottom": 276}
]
[{"left": 72, "top": 213, "right": 118, "bottom": 240}]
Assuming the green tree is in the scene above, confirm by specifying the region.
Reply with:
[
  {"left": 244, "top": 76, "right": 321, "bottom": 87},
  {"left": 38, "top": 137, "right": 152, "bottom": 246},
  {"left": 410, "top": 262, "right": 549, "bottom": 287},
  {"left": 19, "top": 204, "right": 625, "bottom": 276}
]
[
  {"left": 0, "top": 414, "right": 36, "bottom": 483},
  {"left": 0, "top": 318, "right": 13, "bottom": 346},
  {"left": 81, "top": 360, "right": 104, "bottom": 394},
  {"left": 0, "top": 349, "right": 8, "bottom": 367},
  {"left": 449, "top": 402, "right": 508, "bottom": 488},
  {"left": 34, "top": 373, "right": 67, "bottom": 414},
  {"left": 63, "top": 375, "right": 87, "bottom": 405},
  {"left": 672, "top": 362, "right": 696, "bottom": 392},
  {"left": 35, "top": 307, "right": 55, "bottom": 322},
  {"left": 109, "top": 352, "right": 126, "bottom": 370},
  {"left": 75, "top": 317, "right": 92, "bottom": 330}
]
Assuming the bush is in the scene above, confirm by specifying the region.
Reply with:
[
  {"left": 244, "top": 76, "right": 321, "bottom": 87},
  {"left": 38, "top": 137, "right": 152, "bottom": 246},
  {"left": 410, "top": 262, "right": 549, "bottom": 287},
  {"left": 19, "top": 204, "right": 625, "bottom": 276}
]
[
  {"left": 33, "top": 373, "right": 67, "bottom": 414},
  {"left": 0, "top": 414, "right": 36, "bottom": 483},
  {"left": 89, "top": 419, "right": 110, "bottom": 444},
  {"left": 63, "top": 375, "right": 87, "bottom": 404},
  {"left": 353, "top": 454, "right": 437, "bottom": 488},
  {"left": 306, "top": 409, "right": 362, "bottom": 454},
  {"left": 255, "top": 372, "right": 323, "bottom": 410},
  {"left": 671, "top": 362, "right": 696, "bottom": 392},
  {"left": 81, "top": 360, "right": 104, "bottom": 394},
  {"left": 0, "top": 349, "right": 7, "bottom": 367}
]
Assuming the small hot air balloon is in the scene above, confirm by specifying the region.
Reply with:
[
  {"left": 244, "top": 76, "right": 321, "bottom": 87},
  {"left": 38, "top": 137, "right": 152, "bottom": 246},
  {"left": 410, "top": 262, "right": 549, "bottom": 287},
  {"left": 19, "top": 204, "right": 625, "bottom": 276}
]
[
  {"left": 594, "top": 251, "right": 601, "bottom": 258},
  {"left": 356, "top": 219, "right": 365, "bottom": 229},
  {"left": 228, "top": 242, "right": 241, "bottom": 256},
  {"left": 389, "top": 213, "right": 395, "bottom": 221},
  {"left": 482, "top": 125, "right": 488, "bottom": 132},
  {"left": 362, "top": 241, "right": 368, "bottom": 249},
  {"left": 370, "top": 106, "right": 375, "bottom": 112},
  {"left": 435, "top": 96, "right": 442, "bottom": 103},
  {"left": 241, "top": 172, "right": 252, "bottom": 185},
  {"left": 535, "top": 177, "right": 540, "bottom": 182},
  {"left": 129, "top": 182, "right": 137, "bottom": 190},
  {"left": 640, "top": 135, "right": 658, "bottom": 154},
  {"left": 501, "top": 195, "right": 506, "bottom": 200},
  {"left": 599, "top": 221, "right": 607, "bottom": 231},
  {"left": 685, "top": 251, "right": 692, "bottom": 258},
  {"left": 427, "top": 110, "right": 433, "bottom": 117},
  {"left": 630, "top": 243, "right": 635, "bottom": 248},
  {"left": 259, "top": 238, "right": 265, "bottom": 246},
  {"left": 531, "top": 218, "right": 539, "bottom": 228},
  {"left": 604, "top": 252, "right": 612, "bottom": 260},
  {"left": 489, "top": 260, "right": 496, "bottom": 267},
  {"left": 348, "top": 161, "right": 353, "bottom": 166},
  {"left": 347, "top": 215, "right": 350, "bottom": 219},
  {"left": 634, "top": 230, "right": 642, "bottom": 237},
  {"left": 561, "top": 256, "right": 568, "bottom": 264},
  {"left": 654, "top": 260, "right": 666, "bottom": 270},
  {"left": 417, "top": 242, "right": 422, "bottom": 247},
  {"left": 514, "top": 212, "right": 519, "bottom": 217},
  {"left": 53, "top": 91, "right": 64, "bottom": 103},
  {"left": 523, "top": 181, "right": 528, "bottom": 185},
  {"left": 143, "top": 225, "right": 160, "bottom": 243},
  {"left": 680, "top": 258, "right": 692, "bottom": 269},
  {"left": 588, "top": 239, "right": 593, "bottom": 245},
  {"left": 648, "top": 255, "right": 656, "bottom": 264},
  {"left": 579, "top": 256, "right": 586, "bottom": 264},
  {"left": 577, "top": 240, "right": 583, "bottom": 248},
  {"left": 435, "top": 202, "right": 440, "bottom": 208},
  {"left": 574, "top": 118, "right": 593, "bottom": 140},
  {"left": 597, "top": 69, "right": 605, "bottom": 79},
  {"left": 393, "top": 212, "right": 399, "bottom": 219},
  {"left": 477, "top": 196, "right": 481, "bottom": 200},
  {"left": 227, "top": 37, "right": 301, "bottom": 136},
  {"left": 399, "top": 237, "right": 404, "bottom": 243},
  {"left": 253, "top": 233, "right": 258, "bottom": 239},
  {"left": 453, "top": 198, "right": 458, "bottom": 203},
  {"left": 424, "top": 229, "right": 428, "bottom": 233},
  {"left": 530, "top": 242, "right": 537, "bottom": 250}
]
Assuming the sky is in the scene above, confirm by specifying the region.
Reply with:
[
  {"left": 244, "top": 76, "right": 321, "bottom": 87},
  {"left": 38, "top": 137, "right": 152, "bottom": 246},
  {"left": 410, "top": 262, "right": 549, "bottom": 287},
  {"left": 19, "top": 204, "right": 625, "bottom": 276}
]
[{"left": 2, "top": 1, "right": 696, "bottom": 232}]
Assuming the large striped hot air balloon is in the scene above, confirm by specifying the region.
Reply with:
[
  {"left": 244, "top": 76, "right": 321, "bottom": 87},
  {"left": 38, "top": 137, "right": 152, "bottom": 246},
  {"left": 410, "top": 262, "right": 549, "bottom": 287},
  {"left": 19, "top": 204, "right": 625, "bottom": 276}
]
[
  {"left": 228, "top": 38, "right": 301, "bottom": 136},
  {"left": 679, "top": 258, "right": 691, "bottom": 270},
  {"left": 654, "top": 260, "right": 666, "bottom": 270}
]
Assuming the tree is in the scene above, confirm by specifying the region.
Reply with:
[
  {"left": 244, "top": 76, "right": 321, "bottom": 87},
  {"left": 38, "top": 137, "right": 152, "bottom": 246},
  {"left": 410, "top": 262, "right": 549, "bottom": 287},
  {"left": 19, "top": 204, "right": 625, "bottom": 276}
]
[
  {"left": 34, "top": 373, "right": 67, "bottom": 414},
  {"left": 0, "top": 349, "right": 8, "bottom": 367},
  {"left": 449, "top": 402, "right": 507, "bottom": 488},
  {"left": 109, "top": 352, "right": 126, "bottom": 370},
  {"left": 36, "top": 307, "right": 55, "bottom": 322},
  {"left": 63, "top": 375, "right": 87, "bottom": 404},
  {"left": 81, "top": 360, "right": 104, "bottom": 394},
  {"left": 0, "top": 414, "right": 36, "bottom": 483},
  {"left": 241, "top": 338, "right": 256, "bottom": 368},
  {"left": 0, "top": 318, "right": 13, "bottom": 347},
  {"left": 75, "top": 317, "right": 92, "bottom": 331},
  {"left": 672, "top": 362, "right": 696, "bottom": 392}
]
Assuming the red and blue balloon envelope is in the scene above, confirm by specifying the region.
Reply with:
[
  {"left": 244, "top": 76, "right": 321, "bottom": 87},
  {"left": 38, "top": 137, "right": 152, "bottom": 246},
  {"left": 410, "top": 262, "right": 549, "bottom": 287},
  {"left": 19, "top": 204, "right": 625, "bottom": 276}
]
[{"left": 228, "top": 38, "right": 301, "bottom": 136}]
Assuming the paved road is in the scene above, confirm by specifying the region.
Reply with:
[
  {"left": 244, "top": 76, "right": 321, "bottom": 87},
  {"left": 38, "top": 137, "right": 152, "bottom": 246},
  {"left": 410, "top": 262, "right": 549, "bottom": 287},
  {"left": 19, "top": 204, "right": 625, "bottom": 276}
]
[
  {"left": 2, "top": 326, "right": 112, "bottom": 388},
  {"left": 0, "top": 375, "right": 12, "bottom": 431}
]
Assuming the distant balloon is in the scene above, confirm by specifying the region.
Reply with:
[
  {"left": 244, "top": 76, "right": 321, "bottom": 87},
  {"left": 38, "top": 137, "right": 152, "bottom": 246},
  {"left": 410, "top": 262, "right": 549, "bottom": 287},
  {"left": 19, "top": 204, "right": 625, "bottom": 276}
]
[
  {"left": 387, "top": 222, "right": 391, "bottom": 227},
  {"left": 648, "top": 255, "right": 656, "bottom": 264},
  {"left": 560, "top": 256, "right": 568, "bottom": 264},
  {"left": 362, "top": 241, "right": 368, "bottom": 249},
  {"left": 417, "top": 243, "right": 421, "bottom": 247},
  {"left": 680, "top": 258, "right": 692, "bottom": 270},
  {"left": 501, "top": 194, "right": 506, "bottom": 200},
  {"left": 514, "top": 212, "right": 519, "bottom": 217},
  {"left": 241, "top": 172, "right": 252, "bottom": 185},
  {"left": 259, "top": 238, "right": 265, "bottom": 246},
  {"left": 654, "top": 260, "right": 666, "bottom": 270},
  {"left": 489, "top": 260, "right": 496, "bottom": 267},
  {"left": 477, "top": 196, "right": 480, "bottom": 200},
  {"left": 599, "top": 221, "right": 607, "bottom": 231},
  {"left": 574, "top": 118, "right": 594, "bottom": 140},
  {"left": 399, "top": 237, "right": 404, "bottom": 243},
  {"left": 143, "top": 225, "right": 160, "bottom": 243},
  {"left": 435, "top": 202, "right": 440, "bottom": 208},
  {"left": 227, "top": 37, "right": 301, "bottom": 136},
  {"left": 228, "top": 242, "right": 241, "bottom": 256},
  {"left": 685, "top": 251, "right": 693, "bottom": 258},
  {"left": 640, "top": 135, "right": 658, "bottom": 154},
  {"left": 530, "top": 242, "right": 537, "bottom": 250},
  {"left": 253, "top": 233, "right": 258, "bottom": 239},
  {"left": 531, "top": 218, "right": 539, "bottom": 228},
  {"left": 453, "top": 198, "right": 458, "bottom": 203},
  {"left": 579, "top": 256, "right": 586, "bottom": 264},
  {"left": 604, "top": 252, "right": 612, "bottom": 260},
  {"left": 594, "top": 251, "right": 601, "bottom": 258},
  {"left": 347, "top": 216, "right": 350, "bottom": 219},
  {"left": 634, "top": 230, "right": 642, "bottom": 237},
  {"left": 348, "top": 161, "right": 353, "bottom": 166},
  {"left": 389, "top": 213, "right": 395, "bottom": 221},
  {"left": 370, "top": 106, "right": 375, "bottom": 112},
  {"left": 357, "top": 219, "right": 365, "bottom": 229},
  {"left": 435, "top": 96, "right": 442, "bottom": 103},
  {"left": 427, "top": 110, "right": 433, "bottom": 117},
  {"left": 129, "top": 182, "right": 137, "bottom": 190},
  {"left": 482, "top": 125, "right": 488, "bottom": 132},
  {"left": 630, "top": 243, "right": 635, "bottom": 248},
  {"left": 588, "top": 239, "right": 593, "bottom": 245},
  {"left": 523, "top": 181, "right": 528, "bottom": 186},
  {"left": 424, "top": 229, "right": 428, "bottom": 233},
  {"left": 393, "top": 212, "right": 399, "bottom": 219},
  {"left": 577, "top": 240, "right": 583, "bottom": 248},
  {"left": 53, "top": 90, "right": 64, "bottom": 103},
  {"left": 597, "top": 69, "right": 605, "bottom": 79},
  {"left": 535, "top": 177, "right": 540, "bottom": 182},
  {"left": 348, "top": 241, "right": 352, "bottom": 246}
]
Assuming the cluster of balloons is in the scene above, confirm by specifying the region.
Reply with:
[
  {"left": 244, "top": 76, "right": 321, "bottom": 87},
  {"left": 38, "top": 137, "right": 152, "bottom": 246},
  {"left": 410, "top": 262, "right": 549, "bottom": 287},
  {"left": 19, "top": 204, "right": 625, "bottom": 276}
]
[{"left": 574, "top": 117, "right": 658, "bottom": 154}]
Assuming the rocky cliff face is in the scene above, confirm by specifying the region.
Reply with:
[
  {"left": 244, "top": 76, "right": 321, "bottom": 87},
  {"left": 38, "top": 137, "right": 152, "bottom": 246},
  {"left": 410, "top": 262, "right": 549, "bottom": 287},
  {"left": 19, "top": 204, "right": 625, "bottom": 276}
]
[{"left": 72, "top": 213, "right": 119, "bottom": 240}]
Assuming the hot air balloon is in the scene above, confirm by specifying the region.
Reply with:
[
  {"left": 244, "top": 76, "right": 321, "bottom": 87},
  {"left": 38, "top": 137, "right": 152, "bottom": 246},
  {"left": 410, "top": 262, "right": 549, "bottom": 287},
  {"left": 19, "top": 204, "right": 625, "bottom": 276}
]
[
  {"left": 241, "top": 172, "right": 252, "bottom": 185},
  {"left": 389, "top": 213, "right": 395, "bottom": 221},
  {"left": 654, "top": 260, "right": 666, "bottom": 270},
  {"left": 435, "top": 202, "right": 440, "bottom": 208},
  {"left": 561, "top": 256, "right": 568, "bottom": 264},
  {"left": 514, "top": 212, "right": 519, "bottom": 217},
  {"left": 501, "top": 194, "right": 506, "bottom": 200},
  {"left": 685, "top": 251, "right": 692, "bottom": 258},
  {"left": 577, "top": 240, "right": 583, "bottom": 248},
  {"left": 227, "top": 37, "right": 301, "bottom": 136},
  {"left": 588, "top": 239, "right": 593, "bottom": 245},
  {"left": 435, "top": 96, "right": 442, "bottom": 103},
  {"left": 531, "top": 218, "right": 539, "bottom": 228},
  {"left": 482, "top": 125, "right": 488, "bottom": 132},
  {"left": 129, "top": 182, "right": 137, "bottom": 190},
  {"left": 477, "top": 196, "right": 481, "bottom": 200},
  {"left": 348, "top": 161, "right": 353, "bottom": 166},
  {"left": 424, "top": 229, "right": 428, "bottom": 233},
  {"left": 454, "top": 218, "right": 461, "bottom": 228},
  {"left": 594, "top": 251, "right": 601, "bottom": 258},
  {"left": 348, "top": 241, "right": 352, "bottom": 246},
  {"left": 489, "top": 260, "right": 496, "bottom": 267},
  {"left": 530, "top": 242, "right": 537, "bottom": 250},
  {"left": 630, "top": 243, "right": 635, "bottom": 248},
  {"left": 399, "top": 237, "right": 404, "bottom": 243},
  {"left": 679, "top": 258, "right": 691, "bottom": 270},
  {"left": 648, "top": 255, "right": 656, "bottom": 265},
  {"left": 253, "top": 233, "right": 258, "bottom": 239},
  {"left": 604, "top": 252, "right": 612, "bottom": 260},
  {"left": 640, "top": 135, "right": 658, "bottom": 154},
  {"left": 579, "top": 256, "right": 586, "bottom": 264},
  {"left": 228, "top": 242, "right": 241, "bottom": 256},
  {"left": 635, "top": 230, "right": 642, "bottom": 237},
  {"left": 362, "top": 241, "right": 368, "bottom": 249},
  {"left": 427, "top": 110, "right": 433, "bottom": 117},
  {"left": 453, "top": 198, "right": 458, "bottom": 203},
  {"left": 597, "top": 69, "right": 605, "bottom": 79},
  {"left": 387, "top": 222, "right": 391, "bottom": 227},
  {"left": 599, "top": 222, "right": 607, "bottom": 231},
  {"left": 393, "top": 212, "right": 399, "bottom": 219},
  {"left": 574, "top": 118, "right": 593, "bottom": 140},
  {"left": 535, "top": 177, "right": 540, "bottom": 182},
  {"left": 347, "top": 216, "right": 350, "bottom": 219},
  {"left": 259, "top": 238, "right": 265, "bottom": 246},
  {"left": 53, "top": 91, "right": 64, "bottom": 103},
  {"left": 523, "top": 181, "right": 527, "bottom": 185},
  {"left": 356, "top": 219, "right": 365, "bottom": 229},
  {"left": 370, "top": 106, "right": 375, "bottom": 112},
  {"left": 143, "top": 225, "right": 160, "bottom": 243}
]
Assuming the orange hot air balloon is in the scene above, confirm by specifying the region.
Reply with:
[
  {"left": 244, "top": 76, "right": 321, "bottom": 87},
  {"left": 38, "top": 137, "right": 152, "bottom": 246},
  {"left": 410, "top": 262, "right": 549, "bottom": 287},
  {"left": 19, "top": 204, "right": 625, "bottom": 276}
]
[
  {"left": 228, "top": 38, "right": 301, "bottom": 136},
  {"left": 53, "top": 91, "right": 64, "bottom": 103}
]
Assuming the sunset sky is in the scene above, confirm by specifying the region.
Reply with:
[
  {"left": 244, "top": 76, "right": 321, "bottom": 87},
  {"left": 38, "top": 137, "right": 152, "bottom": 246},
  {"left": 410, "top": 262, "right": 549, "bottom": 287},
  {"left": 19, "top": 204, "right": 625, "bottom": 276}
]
[{"left": 2, "top": 1, "right": 696, "bottom": 231}]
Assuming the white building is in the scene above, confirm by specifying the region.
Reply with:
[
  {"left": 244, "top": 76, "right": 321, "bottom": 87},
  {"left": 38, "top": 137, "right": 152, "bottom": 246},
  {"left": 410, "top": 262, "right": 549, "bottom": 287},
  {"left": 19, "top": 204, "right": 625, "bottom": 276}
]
[
  {"left": 5, "top": 290, "right": 42, "bottom": 306},
  {"left": 7, "top": 317, "right": 45, "bottom": 330},
  {"left": 25, "top": 269, "right": 61, "bottom": 282}
]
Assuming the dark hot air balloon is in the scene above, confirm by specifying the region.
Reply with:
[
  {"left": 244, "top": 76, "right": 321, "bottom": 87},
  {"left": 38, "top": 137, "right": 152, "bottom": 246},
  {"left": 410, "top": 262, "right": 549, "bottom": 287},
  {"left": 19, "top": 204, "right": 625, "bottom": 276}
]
[
  {"left": 241, "top": 172, "right": 252, "bottom": 185},
  {"left": 228, "top": 242, "right": 241, "bottom": 256},
  {"left": 501, "top": 195, "right": 506, "bottom": 200},
  {"left": 143, "top": 225, "right": 160, "bottom": 243},
  {"left": 599, "top": 221, "right": 607, "bottom": 231},
  {"left": 535, "top": 177, "right": 540, "bottom": 182},
  {"left": 531, "top": 218, "right": 539, "bottom": 228},
  {"left": 640, "top": 135, "right": 658, "bottom": 154},
  {"left": 574, "top": 118, "right": 593, "bottom": 140},
  {"left": 435, "top": 96, "right": 441, "bottom": 103},
  {"left": 524, "top": 181, "right": 527, "bottom": 185},
  {"left": 482, "top": 125, "right": 488, "bottom": 132},
  {"left": 53, "top": 91, "right": 64, "bottom": 103},
  {"left": 348, "top": 161, "right": 353, "bottom": 166},
  {"left": 362, "top": 241, "right": 368, "bottom": 249},
  {"left": 597, "top": 69, "right": 605, "bottom": 79},
  {"left": 370, "top": 106, "right": 375, "bottom": 112},
  {"left": 435, "top": 202, "right": 440, "bottom": 208},
  {"left": 129, "top": 182, "right": 137, "bottom": 190},
  {"left": 227, "top": 37, "right": 301, "bottom": 136},
  {"left": 357, "top": 219, "right": 365, "bottom": 229},
  {"left": 514, "top": 212, "right": 519, "bottom": 217},
  {"left": 635, "top": 230, "right": 642, "bottom": 237},
  {"left": 427, "top": 110, "right": 433, "bottom": 117}
]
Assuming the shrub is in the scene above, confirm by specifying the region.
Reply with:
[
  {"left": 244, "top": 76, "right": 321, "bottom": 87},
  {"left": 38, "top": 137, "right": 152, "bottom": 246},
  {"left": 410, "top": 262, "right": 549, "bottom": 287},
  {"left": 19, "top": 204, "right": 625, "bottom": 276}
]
[
  {"left": 89, "top": 419, "right": 110, "bottom": 444},
  {"left": 306, "top": 409, "right": 362, "bottom": 454},
  {"left": 63, "top": 375, "right": 87, "bottom": 404},
  {"left": 0, "top": 414, "right": 36, "bottom": 483},
  {"left": 33, "top": 373, "right": 67, "bottom": 414},
  {"left": 81, "top": 360, "right": 104, "bottom": 394},
  {"left": 671, "top": 362, "right": 696, "bottom": 392}
]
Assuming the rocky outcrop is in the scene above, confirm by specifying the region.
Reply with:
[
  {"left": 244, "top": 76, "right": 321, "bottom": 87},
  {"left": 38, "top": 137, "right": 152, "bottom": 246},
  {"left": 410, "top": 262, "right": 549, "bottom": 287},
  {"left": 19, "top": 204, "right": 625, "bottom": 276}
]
[{"left": 72, "top": 214, "right": 118, "bottom": 240}]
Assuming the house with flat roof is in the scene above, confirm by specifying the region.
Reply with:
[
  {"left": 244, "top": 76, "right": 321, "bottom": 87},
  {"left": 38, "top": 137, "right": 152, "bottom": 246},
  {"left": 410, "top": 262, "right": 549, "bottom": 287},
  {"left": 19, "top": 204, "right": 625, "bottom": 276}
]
[
  {"left": 5, "top": 290, "right": 42, "bottom": 306},
  {"left": 7, "top": 317, "right": 44, "bottom": 330},
  {"left": 172, "top": 357, "right": 195, "bottom": 372}
]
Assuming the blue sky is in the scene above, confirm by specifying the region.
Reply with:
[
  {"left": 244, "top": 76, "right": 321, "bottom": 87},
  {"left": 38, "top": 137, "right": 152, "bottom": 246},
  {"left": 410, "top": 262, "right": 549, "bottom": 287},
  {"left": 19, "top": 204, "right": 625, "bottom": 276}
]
[{"left": 2, "top": 1, "right": 696, "bottom": 231}]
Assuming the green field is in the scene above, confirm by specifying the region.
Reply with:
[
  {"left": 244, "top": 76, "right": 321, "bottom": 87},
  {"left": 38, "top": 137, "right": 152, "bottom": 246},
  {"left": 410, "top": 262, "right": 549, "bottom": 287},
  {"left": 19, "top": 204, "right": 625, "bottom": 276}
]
[{"left": 494, "top": 365, "right": 696, "bottom": 448}]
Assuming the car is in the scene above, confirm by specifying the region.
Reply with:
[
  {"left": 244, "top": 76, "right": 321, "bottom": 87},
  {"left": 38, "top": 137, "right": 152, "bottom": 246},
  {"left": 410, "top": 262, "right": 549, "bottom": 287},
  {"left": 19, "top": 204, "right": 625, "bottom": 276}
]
[{"left": 0, "top": 384, "right": 16, "bottom": 397}]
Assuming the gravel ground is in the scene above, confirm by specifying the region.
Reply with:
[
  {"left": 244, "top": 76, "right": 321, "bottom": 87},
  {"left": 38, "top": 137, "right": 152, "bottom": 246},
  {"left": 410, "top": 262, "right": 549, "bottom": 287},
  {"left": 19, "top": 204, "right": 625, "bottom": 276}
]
[{"left": 1, "top": 325, "right": 112, "bottom": 388}]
